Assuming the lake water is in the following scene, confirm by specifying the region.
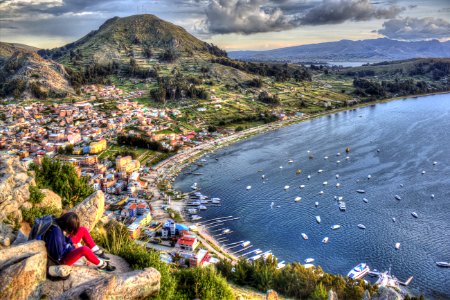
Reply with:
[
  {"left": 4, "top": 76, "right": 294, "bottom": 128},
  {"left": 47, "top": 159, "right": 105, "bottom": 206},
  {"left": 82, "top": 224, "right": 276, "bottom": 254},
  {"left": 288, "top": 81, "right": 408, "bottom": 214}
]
[{"left": 174, "top": 94, "right": 450, "bottom": 298}]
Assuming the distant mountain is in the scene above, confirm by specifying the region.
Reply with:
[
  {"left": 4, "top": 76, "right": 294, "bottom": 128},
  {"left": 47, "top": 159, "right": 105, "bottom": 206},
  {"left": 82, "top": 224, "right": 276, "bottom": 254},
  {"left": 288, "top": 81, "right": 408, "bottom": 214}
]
[
  {"left": 229, "top": 38, "right": 450, "bottom": 63},
  {"left": 0, "top": 42, "right": 73, "bottom": 99}
]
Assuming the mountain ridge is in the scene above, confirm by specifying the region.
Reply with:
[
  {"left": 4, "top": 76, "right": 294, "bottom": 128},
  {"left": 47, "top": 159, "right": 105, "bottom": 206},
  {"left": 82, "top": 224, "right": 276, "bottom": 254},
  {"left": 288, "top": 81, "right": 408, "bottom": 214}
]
[{"left": 229, "top": 38, "right": 450, "bottom": 63}]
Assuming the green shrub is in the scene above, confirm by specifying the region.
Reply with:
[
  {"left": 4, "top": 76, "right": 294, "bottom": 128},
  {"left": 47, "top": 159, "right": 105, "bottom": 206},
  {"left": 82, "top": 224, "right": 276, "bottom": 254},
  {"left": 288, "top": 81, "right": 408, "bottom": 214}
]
[
  {"left": 30, "top": 157, "right": 94, "bottom": 207},
  {"left": 22, "top": 206, "right": 62, "bottom": 224},
  {"left": 167, "top": 208, "right": 183, "bottom": 222},
  {"left": 29, "top": 185, "right": 44, "bottom": 204}
]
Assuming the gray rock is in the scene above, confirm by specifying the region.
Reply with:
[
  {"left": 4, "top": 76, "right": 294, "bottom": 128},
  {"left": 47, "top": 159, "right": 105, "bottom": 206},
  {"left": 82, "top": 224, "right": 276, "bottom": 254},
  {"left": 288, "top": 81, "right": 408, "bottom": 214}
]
[
  {"left": 70, "top": 190, "right": 105, "bottom": 231},
  {"left": 35, "top": 189, "right": 62, "bottom": 210}
]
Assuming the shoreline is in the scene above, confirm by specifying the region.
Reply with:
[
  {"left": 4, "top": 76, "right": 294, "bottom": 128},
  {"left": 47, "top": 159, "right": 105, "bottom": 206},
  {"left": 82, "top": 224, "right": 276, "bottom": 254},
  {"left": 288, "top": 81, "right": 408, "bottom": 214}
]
[{"left": 151, "top": 91, "right": 450, "bottom": 262}]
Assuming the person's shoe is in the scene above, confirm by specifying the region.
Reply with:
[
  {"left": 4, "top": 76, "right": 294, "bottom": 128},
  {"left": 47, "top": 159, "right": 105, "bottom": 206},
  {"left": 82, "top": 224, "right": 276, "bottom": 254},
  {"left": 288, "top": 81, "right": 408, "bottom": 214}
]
[
  {"left": 94, "top": 249, "right": 111, "bottom": 261},
  {"left": 97, "top": 261, "right": 116, "bottom": 273}
]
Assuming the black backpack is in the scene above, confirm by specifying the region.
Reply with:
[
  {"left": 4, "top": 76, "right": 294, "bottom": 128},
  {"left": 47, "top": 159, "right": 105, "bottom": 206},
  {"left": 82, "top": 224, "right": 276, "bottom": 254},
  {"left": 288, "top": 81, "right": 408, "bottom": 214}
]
[{"left": 29, "top": 215, "right": 57, "bottom": 241}]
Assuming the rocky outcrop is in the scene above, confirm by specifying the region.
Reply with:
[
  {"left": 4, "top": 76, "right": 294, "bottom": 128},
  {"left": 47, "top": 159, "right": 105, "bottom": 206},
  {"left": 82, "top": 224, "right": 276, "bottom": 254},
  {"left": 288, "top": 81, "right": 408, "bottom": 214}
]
[
  {"left": 328, "top": 289, "right": 338, "bottom": 300},
  {"left": 0, "top": 223, "right": 15, "bottom": 248},
  {"left": 36, "top": 189, "right": 62, "bottom": 210},
  {"left": 55, "top": 267, "right": 161, "bottom": 300},
  {"left": 370, "top": 287, "right": 403, "bottom": 300},
  {"left": 0, "top": 155, "right": 34, "bottom": 226},
  {"left": 266, "top": 289, "right": 279, "bottom": 300},
  {"left": 70, "top": 190, "right": 105, "bottom": 231},
  {"left": 0, "top": 240, "right": 47, "bottom": 300}
]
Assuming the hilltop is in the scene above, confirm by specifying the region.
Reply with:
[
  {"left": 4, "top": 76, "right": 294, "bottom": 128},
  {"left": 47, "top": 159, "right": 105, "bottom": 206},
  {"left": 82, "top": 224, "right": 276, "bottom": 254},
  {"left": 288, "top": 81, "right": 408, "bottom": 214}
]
[
  {"left": 0, "top": 42, "right": 73, "bottom": 99},
  {"left": 229, "top": 38, "right": 450, "bottom": 63}
]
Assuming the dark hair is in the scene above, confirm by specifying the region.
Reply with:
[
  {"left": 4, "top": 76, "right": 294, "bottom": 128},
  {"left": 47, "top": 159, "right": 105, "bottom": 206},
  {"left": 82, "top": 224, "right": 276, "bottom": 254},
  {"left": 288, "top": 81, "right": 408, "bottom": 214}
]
[{"left": 56, "top": 212, "right": 80, "bottom": 235}]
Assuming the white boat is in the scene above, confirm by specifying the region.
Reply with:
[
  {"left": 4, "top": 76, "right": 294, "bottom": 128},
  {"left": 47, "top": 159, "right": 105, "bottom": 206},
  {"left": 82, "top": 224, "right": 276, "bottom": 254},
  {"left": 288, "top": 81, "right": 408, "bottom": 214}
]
[
  {"left": 288, "top": 159, "right": 294, "bottom": 163},
  {"left": 346, "top": 156, "right": 350, "bottom": 160},
  {"left": 431, "top": 194, "right": 435, "bottom": 199},
  {"left": 187, "top": 208, "right": 198, "bottom": 214},
  {"left": 211, "top": 198, "right": 221, "bottom": 204},
  {"left": 336, "top": 152, "right": 341, "bottom": 156},
  {"left": 395, "top": 195, "right": 401, "bottom": 200},
  {"left": 319, "top": 191, "right": 324, "bottom": 195},
  {"left": 307, "top": 175, "right": 311, "bottom": 179},
  {"left": 315, "top": 201, "right": 319, "bottom": 207},
  {"left": 279, "top": 166, "right": 283, "bottom": 169},
  {"left": 246, "top": 185, "right": 252, "bottom": 190},
  {"left": 191, "top": 183, "right": 198, "bottom": 190},
  {"left": 356, "top": 190, "right": 366, "bottom": 193},
  {"left": 199, "top": 205, "right": 207, "bottom": 210},
  {"left": 323, "top": 181, "right": 328, "bottom": 185},
  {"left": 284, "top": 185, "right": 290, "bottom": 190},
  {"left": 191, "top": 215, "right": 202, "bottom": 221},
  {"left": 304, "top": 263, "right": 315, "bottom": 269},
  {"left": 295, "top": 197, "right": 302, "bottom": 202},
  {"left": 368, "top": 175, "right": 372, "bottom": 179},
  {"left": 433, "top": 161, "right": 438, "bottom": 165},
  {"left": 336, "top": 183, "right": 340, "bottom": 187},
  {"left": 324, "top": 156, "right": 328, "bottom": 160},
  {"left": 318, "top": 169, "right": 323, "bottom": 173},
  {"left": 363, "top": 198, "right": 368, "bottom": 203},
  {"left": 347, "top": 263, "right": 370, "bottom": 280},
  {"left": 270, "top": 202, "right": 274, "bottom": 209},
  {"left": 411, "top": 212, "right": 418, "bottom": 218},
  {"left": 421, "top": 170, "right": 426, "bottom": 174},
  {"left": 305, "top": 258, "right": 315, "bottom": 263},
  {"left": 339, "top": 202, "right": 346, "bottom": 211},
  {"left": 301, "top": 233, "right": 308, "bottom": 240},
  {"left": 358, "top": 224, "right": 366, "bottom": 229},
  {"left": 338, "top": 196, "right": 343, "bottom": 201},
  {"left": 222, "top": 229, "right": 231, "bottom": 234},
  {"left": 241, "top": 241, "right": 251, "bottom": 247},
  {"left": 395, "top": 243, "right": 400, "bottom": 250},
  {"left": 331, "top": 225, "right": 341, "bottom": 230},
  {"left": 262, "top": 175, "right": 265, "bottom": 179},
  {"left": 277, "top": 261, "right": 286, "bottom": 269},
  {"left": 336, "top": 174, "right": 340, "bottom": 179},
  {"left": 300, "top": 184, "right": 305, "bottom": 188},
  {"left": 316, "top": 216, "right": 321, "bottom": 223},
  {"left": 322, "top": 237, "right": 329, "bottom": 243},
  {"left": 436, "top": 262, "right": 450, "bottom": 268},
  {"left": 336, "top": 160, "right": 341, "bottom": 164},
  {"left": 392, "top": 217, "right": 396, "bottom": 222}
]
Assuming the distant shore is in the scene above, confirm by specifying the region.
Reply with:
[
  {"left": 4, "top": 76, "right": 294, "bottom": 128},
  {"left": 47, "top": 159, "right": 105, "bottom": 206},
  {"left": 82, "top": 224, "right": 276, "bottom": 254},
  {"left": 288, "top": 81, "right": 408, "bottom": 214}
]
[{"left": 152, "top": 91, "right": 450, "bottom": 262}]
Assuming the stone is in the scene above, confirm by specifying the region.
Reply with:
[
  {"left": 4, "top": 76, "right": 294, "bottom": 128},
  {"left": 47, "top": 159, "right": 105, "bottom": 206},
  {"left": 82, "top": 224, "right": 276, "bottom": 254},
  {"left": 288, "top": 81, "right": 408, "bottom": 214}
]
[
  {"left": 35, "top": 189, "right": 62, "bottom": 210},
  {"left": 41, "top": 254, "right": 132, "bottom": 299},
  {"left": 0, "top": 156, "right": 34, "bottom": 225},
  {"left": 0, "top": 223, "right": 16, "bottom": 248},
  {"left": 54, "top": 267, "right": 161, "bottom": 300},
  {"left": 12, "top": 222, "right": 32, "bottom": 246},
  {"left": 328, "top": 289, "right": 339, "bottom": 300},
  {"left": 0, "top": 240, "right": 47, "bottom": 300},
  {"left": 266, "top": 289, "right": 279, "bottom": 300},
  {"left": 70, "top": 190, "right": 105, "bottom": 231},
  {"left": 370, "top": 287, "right": 402, "bottom": 300}
]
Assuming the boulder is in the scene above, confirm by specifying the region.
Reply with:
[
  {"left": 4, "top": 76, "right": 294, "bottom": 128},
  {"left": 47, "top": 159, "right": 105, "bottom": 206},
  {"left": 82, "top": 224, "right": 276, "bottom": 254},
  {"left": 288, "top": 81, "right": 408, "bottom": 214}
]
[
  {"left": 0, "top": 240, "right": 47, "bottom": 300},
  {"left": 55, "top": 267, "right": 160, "bottom": 300},
  {"left": 266, "top": 289, "right": 279, "bottom": 300},
  {"left": 36, "top": 189, "right": 62, "bottom": 210},
  {"left": 70, "top": 190, "right": 105, "bottom": 231},
  {"left": 0, "top": 223, "right": 15, "bottom": 248},
  {"left": 328, "top": 289, "right": 339, "bottom": 300},
  {"left": 370, "top": 287, "right": 402, "bottom": 300},
  {"left": 0, "top": 156, "right": 34, "bottom": 225}
]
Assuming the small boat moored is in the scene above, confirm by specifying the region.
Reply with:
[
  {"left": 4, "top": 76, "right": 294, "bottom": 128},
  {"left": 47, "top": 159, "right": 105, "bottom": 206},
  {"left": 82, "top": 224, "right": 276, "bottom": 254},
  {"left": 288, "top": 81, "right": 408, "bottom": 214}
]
[
  {"left": 436, "top": 262, "right": 450, "bottom": 268},
  {"left": 356, "top": 190, "right": 366, "bottom": 194},
  {"left": 305, "top": 258, "right": 315, "bottom": 263},
  {"left": 301, "top": 233, "right": 308, "bottom": 240},
  {"left": 358, "top": 224, "right": 366, "bottom": 230},
  {"left": 322, "top": 237, "right": 329, "bottom": 244},
  {"left": 295, "top": 196, "right": 302, "bottom": 202},
  {"left": 395, "top": 195, "right": 401, "bottom": 200},
  {"left": 347, "top": 263, "right": 370, "bottom": 280},
  {"left": 316, "top": 216, "right": 321, "bottom": 223},
  {"left": 395, "top": 243, "right": 400, "bottom": 250},
  {"left": 411, "top": 212, "right": 418, "bottom": 218},
  {"left": 331, "top": 225, "right": 341, "bottom": 230},
  {"left": 246, "top": 186, "right": 252, "bottom": 190}
]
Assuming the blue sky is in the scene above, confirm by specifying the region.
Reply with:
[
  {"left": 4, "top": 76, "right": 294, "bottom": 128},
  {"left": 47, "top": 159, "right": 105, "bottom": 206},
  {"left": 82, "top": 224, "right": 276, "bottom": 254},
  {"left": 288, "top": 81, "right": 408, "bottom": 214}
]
[{"left": 1, "top": 0, "right": 449, "bottom": 50}]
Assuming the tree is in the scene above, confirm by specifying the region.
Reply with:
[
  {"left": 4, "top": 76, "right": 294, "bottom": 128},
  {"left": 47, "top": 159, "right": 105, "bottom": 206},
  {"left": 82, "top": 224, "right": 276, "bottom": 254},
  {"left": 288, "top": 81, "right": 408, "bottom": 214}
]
[{"left": 309, "top": 283, "right": 328, "bottom": 300}]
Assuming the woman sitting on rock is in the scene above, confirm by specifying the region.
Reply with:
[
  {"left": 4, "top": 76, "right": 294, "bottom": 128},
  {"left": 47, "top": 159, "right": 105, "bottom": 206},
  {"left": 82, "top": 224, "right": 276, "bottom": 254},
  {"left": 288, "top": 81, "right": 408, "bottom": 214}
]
[{"left": 44, "top": 212, "right": 115, "bottom": 272}]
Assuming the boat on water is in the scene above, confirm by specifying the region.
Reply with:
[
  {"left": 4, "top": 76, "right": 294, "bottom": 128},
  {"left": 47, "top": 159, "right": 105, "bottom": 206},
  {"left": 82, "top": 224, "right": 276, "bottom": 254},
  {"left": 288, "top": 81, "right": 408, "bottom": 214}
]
[
  {"left": 363, "top": 198, "right": 368, "bottom": 203},
  {"left": 319, "top": 191, "right": 324, "bottom": 195},
  {"left": 270, "top": 202, "right": 274, "bottom": 209},
  {"left": 262, "top": 175, "right": 265, "bottom": 179},
  {"left": 421, "top": 170, "right": 426, "bottom": 174},
  {"left": 347, "top": 263, "right": 370, "bottom": 280},
  {"left": 315, "top": 201, "right": 319, "bottom": 207},
  {"left": 199, "top": 205, "right": 207, "bottom": 210},
  {"left": 318, "top": 169, "right": 323, "bottom": 173},
  {"left": 335, "top": 174, "right": 340, "bottom": 179},
  {"left": 191, "top": 183, "right": 198, "bottom": 190},
  {"left": 336, "top": 183, "right": 340, "bottom": 187},
  {"left": 288, "top": 159, "right": 294, "bottom": 163},
  {"left": 305, "top": 258, "right": 315, "bottom": 263},
  {"left": 246, "top": 185, "right": 252, "bottom": 190},
  {"left": 222, "top": 229, "right": 231, "bottom": 234},
  {"left": 323, "top": 181, "right": 328, "bottom": 185},
  {"left": 356, "top": 190, "right": 366, "bottom": 193},
  {"left": 324, "top": 156, "right": 329, "bottom": 160},
  {"left": 392, "top": 217, "right": 396, "bottom": 222},
  {"left": 191, "top": 215, "right": 202, "bottom": 221},
  {"left": 284, "top": 185, "right": 290, "bottom": 190},
  {"left": 431, "top": 194, "right": 435, "bottom": 198},
  {"left": 411, "top": 212, "right": 418, "bottom": 218},
  {"left": 187, "top": 201, "right": 201, "bottom": 206},
  {"left": 300, "top": 184, "right": 305, "bottom": 188},
  {"left": 367, "top": 175, "right": 372, "bottom": 179},
  {"left": 395, "top": 243, "right": 400, "bottom": 250},
  {"left": 433, "top": 161, "right": 438, "bottom": 165},
  {"left": 307, "top": 175, "right": 311, "bottom": 179},
  {"left": 339, "top": 202, "right": 346, "bottom": 211},
  {"left": 296, "top": 169, "right": 302, "bottom": 175},
  {"left": 395, "top": 195, "right": 401, "bottom": 200},
  {"left": 322, "top": 237, "right": 329, "bottom": 243},
  {"left": 187, "top": 208, "right": 198, "bottom": 214},
  {"left": 301, "top": 233, "right": 308, "bottom": 240},
  {"left": 316, "top": 216, "right": 321, "bottom": 223},
  {"left": 358, "top": 224, "right": 366, "bottom": 229},
  {"left": 436, "top": 262, "right": 450, "bottom": 268},
  {"left": 304, "top": 263, "right": 314, "bottom": 269},
  {"left": 331, "top": 225, "right": 341, "bottom": 230},
  {"left": 277, "top": 261, "right": 286, "bottom": 269},
  {"left": 295, "top": 197, "right": 302, "bottom": 202},
  {"left": 193, "top": 172, "right": 203, "bottom": 175},
  {"left": 241, "top": 241, "right": 251, "bottom": 247},
  {"left": 211, "top": 198, "right": 221, "bottom": 204}
]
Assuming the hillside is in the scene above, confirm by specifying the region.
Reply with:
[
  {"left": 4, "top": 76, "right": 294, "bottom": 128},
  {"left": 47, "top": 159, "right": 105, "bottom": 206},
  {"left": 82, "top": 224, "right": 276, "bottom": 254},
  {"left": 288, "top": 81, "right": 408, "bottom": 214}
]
[
  {"left": 0, "top": 44, "right": 73, "bottom": 99},
  {"left": 229, "top": 38, "right": 450, "bottom": 63}
]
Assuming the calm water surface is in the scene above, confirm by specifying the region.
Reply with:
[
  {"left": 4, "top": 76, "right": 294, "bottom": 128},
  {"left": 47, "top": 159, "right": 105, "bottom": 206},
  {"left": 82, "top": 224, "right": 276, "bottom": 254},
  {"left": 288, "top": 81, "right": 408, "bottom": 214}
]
[{"left": 174, "top": 94, "right": 450, "bottom": 298}]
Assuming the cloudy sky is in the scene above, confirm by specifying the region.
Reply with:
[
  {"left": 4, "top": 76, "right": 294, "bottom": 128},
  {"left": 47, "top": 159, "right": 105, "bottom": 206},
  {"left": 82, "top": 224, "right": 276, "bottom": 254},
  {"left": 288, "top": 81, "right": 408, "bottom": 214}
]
[{"left": 1, "top": 0, "right": 450, "bottom": 50}]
